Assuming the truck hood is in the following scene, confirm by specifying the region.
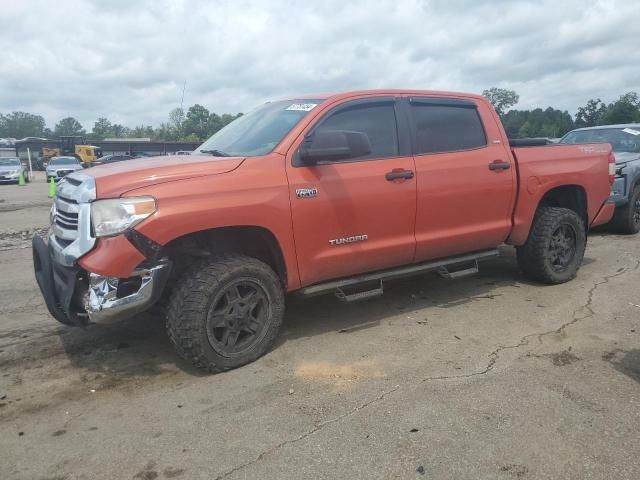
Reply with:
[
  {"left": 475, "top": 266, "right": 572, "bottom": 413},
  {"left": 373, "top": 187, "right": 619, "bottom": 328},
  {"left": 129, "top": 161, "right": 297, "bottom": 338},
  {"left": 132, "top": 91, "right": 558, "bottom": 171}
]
[
  {"left": 85, "top": 155, "right": 246, "bottom": 197},
  {"left": 614, "top": 151, "right": 640, "bottom": 165}
]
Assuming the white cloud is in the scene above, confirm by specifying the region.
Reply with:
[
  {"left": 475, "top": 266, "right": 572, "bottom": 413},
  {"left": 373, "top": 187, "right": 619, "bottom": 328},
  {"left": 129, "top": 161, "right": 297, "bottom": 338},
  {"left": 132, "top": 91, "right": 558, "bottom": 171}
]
[{"left": 1, "top": 0, "right": 639, "bottom": 129}]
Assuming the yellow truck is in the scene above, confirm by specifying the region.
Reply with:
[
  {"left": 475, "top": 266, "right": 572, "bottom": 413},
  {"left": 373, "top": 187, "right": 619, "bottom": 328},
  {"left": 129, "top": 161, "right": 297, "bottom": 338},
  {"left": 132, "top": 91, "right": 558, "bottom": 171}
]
[{"left": 42, "top": 136, "right": 101, "bottom": 166}]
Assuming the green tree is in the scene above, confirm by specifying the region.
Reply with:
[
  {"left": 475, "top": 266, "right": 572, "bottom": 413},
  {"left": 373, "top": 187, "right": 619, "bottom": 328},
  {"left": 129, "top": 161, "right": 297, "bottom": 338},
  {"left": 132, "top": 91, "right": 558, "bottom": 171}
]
[
  {"left": 153, "top": 122, "right": 179, "bottom": 141},
  {"left": 482, "top": 87, "right": 520, "bottom": 116},
  {"left": 602, "top": 92, "right": 640, "bottom": 124},
  {"left": 502, "top": 107, "right": 574, "bottom": 139},
  {"left": 0, "top": 111, "right": 47, "bottom": 138},
  {"left": 110, "top": 124, "right": 130, "bottom": 138},
  {"left": 183, "top": 104, "right": 211, "bottom": 140},
  {"left": 91, "top": 117, "right": 113, "bottom": 139},
  {"left": 575, "top": 99, "right": 608, "bottom": 128},
  {"left": 168, "top": 107, "right": 185, "bottom": 138},
  {"left": 131, "top": 125, "right": 155, "bottom": 138},
  {"left": 54, "top": 117, "right": 85, "bottom": 137}
]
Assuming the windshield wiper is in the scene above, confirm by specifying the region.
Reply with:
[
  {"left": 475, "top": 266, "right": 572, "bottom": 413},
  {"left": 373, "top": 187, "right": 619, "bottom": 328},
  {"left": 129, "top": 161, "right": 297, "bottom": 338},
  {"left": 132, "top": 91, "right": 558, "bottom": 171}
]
[{"left": 200, "top": 149, "right": 232, "bottom": 157}]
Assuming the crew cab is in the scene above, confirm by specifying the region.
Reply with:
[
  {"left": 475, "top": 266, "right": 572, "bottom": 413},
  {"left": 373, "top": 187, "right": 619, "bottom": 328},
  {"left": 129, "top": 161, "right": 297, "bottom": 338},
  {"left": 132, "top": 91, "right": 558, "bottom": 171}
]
[{"left": 32, "top": 90, "right": 616, "bottom": 372}]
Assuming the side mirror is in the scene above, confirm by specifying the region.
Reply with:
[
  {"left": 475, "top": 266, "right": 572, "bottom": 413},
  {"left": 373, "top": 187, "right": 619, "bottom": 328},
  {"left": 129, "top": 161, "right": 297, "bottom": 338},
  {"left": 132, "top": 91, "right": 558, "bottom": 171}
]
[{"left": 299, "top": 130, "right": 371, "bottom": 164}]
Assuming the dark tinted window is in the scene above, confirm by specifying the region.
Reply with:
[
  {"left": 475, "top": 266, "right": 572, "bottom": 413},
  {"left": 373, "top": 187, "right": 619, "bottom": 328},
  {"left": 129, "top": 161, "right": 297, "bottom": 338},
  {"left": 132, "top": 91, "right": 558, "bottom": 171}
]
[
  {"left": 316, "top": 102, "right": 399, "bottom": 160},
  {"left": 411, "top": 103, "right": 486, "bottom": 154}
]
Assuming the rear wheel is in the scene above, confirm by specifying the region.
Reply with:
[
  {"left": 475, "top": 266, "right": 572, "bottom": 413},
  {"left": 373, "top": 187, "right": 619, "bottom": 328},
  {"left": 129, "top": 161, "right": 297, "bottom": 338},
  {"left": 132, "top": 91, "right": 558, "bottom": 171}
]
[
  {"left": 166, "top": 254, "right": 284, "bottom": 372},
  {"left": 516, "top": 206, "right": 586, "bottom": 284},
  {"left": 612, "top": 186, "right": 640, "bottom": 234}
]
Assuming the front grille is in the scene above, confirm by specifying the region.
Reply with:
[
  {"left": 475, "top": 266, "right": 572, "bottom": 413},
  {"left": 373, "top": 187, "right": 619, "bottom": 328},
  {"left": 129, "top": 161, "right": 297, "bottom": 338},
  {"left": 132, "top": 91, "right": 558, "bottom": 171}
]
[
  {"left": 55, "top": 209, "right": 78, "bottom": 230},
  {"left": 52, "top": 188, "right": 81, "bottom": 244},
  {"left": 57, "top": 169, "right": 74, "bottom": 177},
  {"left": 48, "top": 173, "right": 96, "bottom": 266}
]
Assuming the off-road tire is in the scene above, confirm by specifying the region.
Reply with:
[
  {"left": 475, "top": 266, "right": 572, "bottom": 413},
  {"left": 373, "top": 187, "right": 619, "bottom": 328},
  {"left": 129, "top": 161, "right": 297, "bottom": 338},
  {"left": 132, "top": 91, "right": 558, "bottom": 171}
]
[
  {"left": 611, "top": 185, "right": 640, "bottom": 235},
  {"left": 166, "top": 254, "right": 285, "bottom": 372},
  {"left": 516, "top": 206, "right": 586, "bottom": 284}
]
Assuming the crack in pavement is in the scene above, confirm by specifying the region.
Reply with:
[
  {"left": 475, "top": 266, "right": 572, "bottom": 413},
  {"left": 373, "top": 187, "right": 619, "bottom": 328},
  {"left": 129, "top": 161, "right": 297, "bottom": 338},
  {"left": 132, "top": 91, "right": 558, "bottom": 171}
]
[
  {"left": 422, "top": 264, "right": 635, "bottom": 382},
  {"left": 214, "top": 264, "right": 635, "bottom": 479},
  {"left": 214, "top": 384, "right": 401, "bottom": 480}
]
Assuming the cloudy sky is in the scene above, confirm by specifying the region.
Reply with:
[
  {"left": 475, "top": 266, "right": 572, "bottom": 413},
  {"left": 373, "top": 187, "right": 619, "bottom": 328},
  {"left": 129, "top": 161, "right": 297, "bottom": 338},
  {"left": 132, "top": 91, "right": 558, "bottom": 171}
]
[{"left": 1, "top": 0, "right": 639, "bottom": 129}]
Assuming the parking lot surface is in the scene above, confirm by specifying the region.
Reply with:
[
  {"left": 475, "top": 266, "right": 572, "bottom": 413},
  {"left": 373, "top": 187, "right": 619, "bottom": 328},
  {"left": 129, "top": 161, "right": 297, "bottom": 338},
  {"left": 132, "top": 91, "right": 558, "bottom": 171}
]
[{"left": 1, "top": 174, "right": 639, "bottom": 479}]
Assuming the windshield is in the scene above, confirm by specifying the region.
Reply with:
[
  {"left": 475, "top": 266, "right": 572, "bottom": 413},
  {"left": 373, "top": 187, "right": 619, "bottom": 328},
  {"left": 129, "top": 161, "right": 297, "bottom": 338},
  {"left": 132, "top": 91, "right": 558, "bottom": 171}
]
[
  {"left": 560, "top": 127, "right": 640, "bottom": 153},
  {"left": 49, "top": 157, "right": 79, "bottom": 165},
  {"left": 194, "top": 99, "right": 324, "bottom": 157},
  {"left": 0, "top": 158, "right": 20, "bottom": 166}
]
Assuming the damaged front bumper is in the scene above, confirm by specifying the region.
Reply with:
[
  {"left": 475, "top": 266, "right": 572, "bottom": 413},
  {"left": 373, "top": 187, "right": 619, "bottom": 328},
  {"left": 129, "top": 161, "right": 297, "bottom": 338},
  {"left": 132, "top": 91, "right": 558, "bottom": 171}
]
[
  {"left": 86, "top": 263, "right": 171, "bottom": 323},
  {"left": 33, "top": 233, "right": 171, "bottom": 325}
]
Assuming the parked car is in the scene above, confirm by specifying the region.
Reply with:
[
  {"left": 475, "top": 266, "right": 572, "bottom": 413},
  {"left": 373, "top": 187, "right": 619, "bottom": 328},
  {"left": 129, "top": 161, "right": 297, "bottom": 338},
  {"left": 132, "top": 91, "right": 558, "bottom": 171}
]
[
  {"left": 130, "top": 152, "right": 153, "bottom": 158},
  {"left": 174, "top": 150, "right": 192, "bottom": 155},
  {"left": 0, "top": 157, "right": 29, "bottom": 183},
  {"left": 45, "top": 156, "right": 84, "bottom": 182},
  {"left": 33, "top": 89, "right": 615, "bottom": 372},
  {"left": 560, "top": 124, "right": 640, "bottom": 233},
  {"left": 91, "top": 154, "right": 135, "bottom": 166}
]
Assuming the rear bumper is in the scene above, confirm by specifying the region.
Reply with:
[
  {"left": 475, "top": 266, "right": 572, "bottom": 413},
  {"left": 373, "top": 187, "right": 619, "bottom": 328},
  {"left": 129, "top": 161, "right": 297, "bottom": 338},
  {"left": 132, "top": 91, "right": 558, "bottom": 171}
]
[
  {"left": 32, "top": 233, "right": 171, "bottom": 325},
  {"left": 590, "top": 199, "right": 616, "bottom": 228}
]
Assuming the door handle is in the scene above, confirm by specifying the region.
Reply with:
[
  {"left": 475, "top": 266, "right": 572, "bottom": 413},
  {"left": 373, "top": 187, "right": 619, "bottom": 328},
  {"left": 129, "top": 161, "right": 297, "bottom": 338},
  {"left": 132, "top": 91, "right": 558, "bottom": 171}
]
[
  {"left": 488, "top": 161, "right": 511, "bottom": 171},
  {"left": 385, "top": 169, "right": 415, "bottom": 181}
]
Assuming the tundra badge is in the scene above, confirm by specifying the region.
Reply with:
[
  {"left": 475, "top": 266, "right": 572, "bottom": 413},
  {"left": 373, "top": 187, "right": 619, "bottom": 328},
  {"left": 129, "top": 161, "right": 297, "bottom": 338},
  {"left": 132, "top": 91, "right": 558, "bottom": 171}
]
[
  {"left": 329, "top": 234, "right": 368, "bottom": 246},
  {"left": 296, "top": 187, "right": 318, "bottom": 199}
]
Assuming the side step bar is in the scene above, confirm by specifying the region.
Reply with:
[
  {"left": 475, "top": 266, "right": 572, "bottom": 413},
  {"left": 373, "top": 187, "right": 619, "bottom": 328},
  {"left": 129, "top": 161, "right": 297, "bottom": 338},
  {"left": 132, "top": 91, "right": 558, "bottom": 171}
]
[{"left": 298, "top": 249, "right": 499, "bottom": 299}]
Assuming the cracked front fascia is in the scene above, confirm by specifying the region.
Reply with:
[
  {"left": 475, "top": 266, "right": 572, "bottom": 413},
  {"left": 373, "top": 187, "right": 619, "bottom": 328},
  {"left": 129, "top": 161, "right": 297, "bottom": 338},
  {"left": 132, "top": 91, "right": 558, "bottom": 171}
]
[{"left": 213, "top": 262, "right": 638, "bottom": 480}]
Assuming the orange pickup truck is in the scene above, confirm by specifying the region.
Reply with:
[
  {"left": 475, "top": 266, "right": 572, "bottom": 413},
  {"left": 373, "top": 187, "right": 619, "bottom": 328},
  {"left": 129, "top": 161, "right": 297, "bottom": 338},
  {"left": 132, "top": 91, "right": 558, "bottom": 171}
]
[{"left": 33, "top": 90, "right": 616, "bottom": 372}]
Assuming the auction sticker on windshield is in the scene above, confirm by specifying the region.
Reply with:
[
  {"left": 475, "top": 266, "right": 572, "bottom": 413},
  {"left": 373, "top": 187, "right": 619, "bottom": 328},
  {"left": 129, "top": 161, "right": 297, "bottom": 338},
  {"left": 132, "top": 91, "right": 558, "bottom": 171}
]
[
  {"left": 622, "top": 128, "right": 640, "bottom": 136},
  {"left": 286, "top": 103, "right": 318, "bottom": 111}
]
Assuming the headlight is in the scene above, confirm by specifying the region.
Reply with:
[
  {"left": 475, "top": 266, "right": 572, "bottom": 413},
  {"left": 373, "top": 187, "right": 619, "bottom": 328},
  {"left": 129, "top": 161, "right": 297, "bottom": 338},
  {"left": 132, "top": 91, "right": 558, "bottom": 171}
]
[{"left": 91, "top": 197, "right": 156, "bottom": 237}]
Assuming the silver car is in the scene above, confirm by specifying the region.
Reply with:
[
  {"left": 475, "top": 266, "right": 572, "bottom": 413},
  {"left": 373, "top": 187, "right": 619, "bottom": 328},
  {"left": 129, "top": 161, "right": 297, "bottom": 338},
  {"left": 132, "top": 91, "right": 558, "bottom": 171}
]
[
  {"left": 46, "top": 156, "right": 84, "bottom": 182},
  {"left": 0, "top": 157, "right": 29, "bottom": 184}
]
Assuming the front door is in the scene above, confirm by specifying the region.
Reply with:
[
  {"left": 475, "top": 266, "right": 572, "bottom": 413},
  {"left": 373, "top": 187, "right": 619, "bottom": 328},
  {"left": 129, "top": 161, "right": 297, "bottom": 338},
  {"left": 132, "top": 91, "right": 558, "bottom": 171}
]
[{"left": 286, "top": 98, "right": 417, "bottom": 287}]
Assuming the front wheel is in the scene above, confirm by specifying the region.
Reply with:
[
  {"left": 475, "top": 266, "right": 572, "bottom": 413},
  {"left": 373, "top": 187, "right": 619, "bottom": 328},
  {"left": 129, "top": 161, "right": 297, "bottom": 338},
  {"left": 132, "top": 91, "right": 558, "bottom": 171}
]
[
  {"left": 516, "top": 206, "right": 586, "bottom": 284},
  {"left": 166, "top": 254, "right": 285, "bottom": 372}
]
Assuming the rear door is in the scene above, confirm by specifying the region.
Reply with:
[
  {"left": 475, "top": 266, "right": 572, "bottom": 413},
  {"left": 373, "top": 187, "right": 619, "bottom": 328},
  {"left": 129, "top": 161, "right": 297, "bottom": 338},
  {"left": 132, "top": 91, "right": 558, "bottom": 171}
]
[
  {"left": 286, "top": 98, "right": 417, "bottom": 286},
  {"left": 408, "top": 97, "right": 516, "bottom": 261}
]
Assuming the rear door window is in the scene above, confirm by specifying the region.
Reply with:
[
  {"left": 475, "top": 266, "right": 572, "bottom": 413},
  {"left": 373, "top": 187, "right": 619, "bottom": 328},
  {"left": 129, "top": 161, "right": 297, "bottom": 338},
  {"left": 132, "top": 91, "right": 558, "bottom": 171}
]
[{"left": 410, "top": 101, "right": 487, "bottom": 155}]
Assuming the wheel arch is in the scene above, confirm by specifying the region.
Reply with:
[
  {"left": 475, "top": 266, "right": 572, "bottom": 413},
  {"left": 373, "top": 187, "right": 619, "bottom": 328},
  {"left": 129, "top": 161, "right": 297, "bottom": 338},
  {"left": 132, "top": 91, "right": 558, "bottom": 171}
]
[
  {"left": 537, "top": 184, "right": 588, "bottom": 226},
  {"left": 163, "top": 225, "right": 289, "bottom": 289},
  {"left": 510, "top": 183, "right": 588, "bottom": 246}
]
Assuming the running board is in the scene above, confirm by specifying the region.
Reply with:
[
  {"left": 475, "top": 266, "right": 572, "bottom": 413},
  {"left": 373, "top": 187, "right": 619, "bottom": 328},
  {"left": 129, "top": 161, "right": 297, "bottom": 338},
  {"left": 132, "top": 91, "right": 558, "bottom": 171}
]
[
  {"left": 335, "top": 280, "right": 384, "bottom": 303},
  {"left": 298, "top": 249, "right": 499, "bottom": 298},
  {"left": 437, "top": 260, "right": 479, "bottom": 279}
]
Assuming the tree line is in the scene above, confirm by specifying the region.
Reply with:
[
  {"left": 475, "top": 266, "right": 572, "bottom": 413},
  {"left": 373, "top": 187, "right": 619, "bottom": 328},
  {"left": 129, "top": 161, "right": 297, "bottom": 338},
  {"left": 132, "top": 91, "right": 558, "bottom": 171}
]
[
  {"left": 0, "top": 104, "right": 242, "bottom": 143},
  {"left": 482, "top": 87, "right": 640, "bottom": 139},
  {"left": 2, "top": 90, "right": 640, "bottom": 142}
]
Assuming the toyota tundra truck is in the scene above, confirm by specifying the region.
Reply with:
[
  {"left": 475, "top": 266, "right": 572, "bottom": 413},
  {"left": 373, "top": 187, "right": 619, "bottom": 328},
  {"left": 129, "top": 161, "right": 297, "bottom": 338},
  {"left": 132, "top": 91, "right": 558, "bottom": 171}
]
[{"left": 32, "top": 90, "right": 616, "bottom": 372}]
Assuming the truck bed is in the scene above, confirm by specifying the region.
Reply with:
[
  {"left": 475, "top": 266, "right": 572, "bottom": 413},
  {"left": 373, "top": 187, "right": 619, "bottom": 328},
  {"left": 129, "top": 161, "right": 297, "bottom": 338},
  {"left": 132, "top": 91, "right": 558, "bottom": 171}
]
[{"left": 508, "top": 143, "right": 613, "bottom": 245}]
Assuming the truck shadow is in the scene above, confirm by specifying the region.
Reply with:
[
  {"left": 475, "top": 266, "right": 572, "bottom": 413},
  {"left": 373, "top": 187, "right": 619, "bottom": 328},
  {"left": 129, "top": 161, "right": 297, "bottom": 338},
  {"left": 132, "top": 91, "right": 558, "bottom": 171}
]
[
  {"left": 56, "top": 246, "right": 596, "bottom": 377},
  {"left": 57, "top": 310, "right": 208, "bottom": 382},
  {"left": 278, "top": 246, "right": 536, "bottom": 344},
  {"left": 603, "top": 349, "right": 640, "bottom": 384}
]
